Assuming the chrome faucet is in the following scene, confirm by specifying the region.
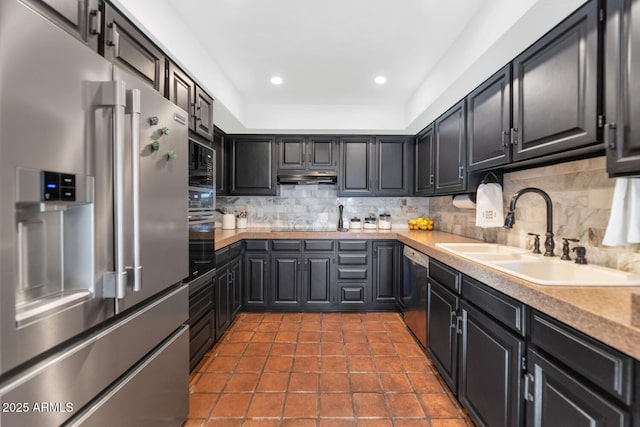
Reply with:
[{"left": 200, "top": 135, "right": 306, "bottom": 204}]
[{"left": 504, "top": 187, "right": 556, "bottom": 257}]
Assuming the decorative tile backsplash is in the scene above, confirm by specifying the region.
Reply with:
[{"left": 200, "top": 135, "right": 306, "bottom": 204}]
[
  {"left": 216, "top": 186, "right": 430, "bottom": 230},
  {"left": 429, "top": 157, "right": 640, "bottom": 274}
]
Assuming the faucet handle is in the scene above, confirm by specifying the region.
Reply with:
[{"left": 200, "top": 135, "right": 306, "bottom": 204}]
[
  {"left": 572, "top": 246, "right": 587, "bottom": 264},
  {"left": 560, "top": 238, "right": 579, "bottom": 260},
  {"left": 527, "top": 233, "right": 541, "bottom": 254}
]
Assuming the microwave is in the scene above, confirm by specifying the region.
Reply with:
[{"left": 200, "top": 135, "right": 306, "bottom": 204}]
[{"left": 189, "top": 139, "right": 214, "bottom": 188}]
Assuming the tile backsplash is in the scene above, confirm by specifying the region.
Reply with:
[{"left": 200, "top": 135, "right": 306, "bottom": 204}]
[
  {"left": 216, "top": 186, "right": 430, "bottom": 230},
  {"left": 429, "top": 156, "right": 640, "bottom": 274}
]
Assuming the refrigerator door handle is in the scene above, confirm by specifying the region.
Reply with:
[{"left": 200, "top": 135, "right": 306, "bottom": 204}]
[{"left": 126, "top": 89, "right": 143, "bottom": 292}]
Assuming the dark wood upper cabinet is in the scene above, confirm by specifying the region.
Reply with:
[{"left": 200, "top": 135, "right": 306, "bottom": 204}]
[
  {"left": 167, "top": 62, "right": 195, "bottom": 125},
  {"left": 467, "top": 64, "right": 512, "bottom": 172},
  {"left": 375, "top": 137, "right": 412, "bottom": 196},
  {"left": 338, "top": 136, "right": 374, "bottom": 196},
  {"left": 277, "top": 136, "right": 307, "bottom": 170},
  {"left": 605, "top": 0, "right": 640, "bottom": 176},
  {"left": 212, "top": 128, "right": 226, "bottom": 195},
  {"left": 194, "top": 86, "right": 214, "bottom": 141},
  {"left": 512, "top": 0, "right": 600, "bottom": 162},
  {"left": 276, "top": 136, "right": 337, "bottom": 172},
  {"left": 308, "top": 137, "right": 338, "bottom": 170},
  {"left": 25, "top": 0, "right": 101, "bottom": 51},
  {"left": 102, "top": 3, "right": 166, "bottom": 94},
  {"left": 415, "top": 124, "right": 435, "bottom": 196},
  {"left": 230, "top": 135, "right": 276, "bottom": 195},
  {"left": 434, "top": 100, "right": 467, "bottom": 194}
]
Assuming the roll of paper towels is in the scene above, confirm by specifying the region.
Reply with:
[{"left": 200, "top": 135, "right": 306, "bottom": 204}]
[{"left": 452, "top": 194, "right": 476, "bottom": 209}]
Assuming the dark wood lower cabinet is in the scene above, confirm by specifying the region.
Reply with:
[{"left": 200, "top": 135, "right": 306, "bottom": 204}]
[
  {"left": 243, "top": 253, "right": 269, "bottom": 310},
  {"left": 230, "top": 257, "right": 242, "bottom": 317},
  {"left": 214, "top": 266, "right": 231, "bottom": 340},
  {"left": 372, "top": 241, "right": 399, "bottom": 308},
  {"left": 303, "top": 254, "right": 334, "bottom": 309},
  {"left": 459, "top": 301, "right": 525, "bottom": 427},
  {"left": 427, "top": 279, "right": 459, "bottom": 393},
  {"left": 271, "top": 254, "right": 302, "bottom": 308}
]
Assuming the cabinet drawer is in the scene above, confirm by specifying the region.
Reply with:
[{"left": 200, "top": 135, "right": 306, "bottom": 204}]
[
  {"left": 530, "top": 310, "right": 634, "bottom": 404},
  {"left": 462, "top": 276, "right": 526, "bottom": 336},
  {"left": 245, "top": 240, "right": 269, "bottom": 252},
  {"left": 229, "top": 241, "right": 243, "bottom": 259},
  {"left": 338, "top": 240, "right": 369, "bottom": 251},
  {"left": 429, "top": 258, "right": 461, "bottom": 293},
  {"left": 339, "top": 284, "right": 365, "bottom": 304},
  {"left": 188, "top": 282, "right": 213, "bottom": 324},
  {"left": 215, "top": 246, "right": 230, "bottom": 267},
  {"left": 304, "top": 240, "right": 334, "bottom": 251},
  {"left": 337, "top": 267, "right": 368, "bottom": 280},
  {"left": 338, "top": 253, "right": 368, "bottom": 265},
  {"left": 272, "top": 240, "right": 302, "bottom": 251}
]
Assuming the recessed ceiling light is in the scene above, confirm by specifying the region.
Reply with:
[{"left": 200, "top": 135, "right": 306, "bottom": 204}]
[
  {"left": 374, "top": 75, "right": 387, "bottom": 85},
  {"left": 270, "top": 76, "right": 283, "bottom": 85}
]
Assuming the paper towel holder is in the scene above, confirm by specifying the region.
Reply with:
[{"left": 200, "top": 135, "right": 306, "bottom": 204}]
[{"left": 481, "top": 171, "right": 503, "bottom": 185}]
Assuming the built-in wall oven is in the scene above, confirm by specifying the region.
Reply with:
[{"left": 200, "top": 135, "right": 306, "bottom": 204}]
[{"left": 187, "top": 139, "right": 216, "bottom": 282}]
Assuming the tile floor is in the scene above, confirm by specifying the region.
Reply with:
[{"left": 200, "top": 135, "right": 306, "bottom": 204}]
[{"left": 186, "top": 312, "right": 475, "bottom": 427}]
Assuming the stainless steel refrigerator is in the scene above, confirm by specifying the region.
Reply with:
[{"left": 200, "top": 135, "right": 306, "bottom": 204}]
[{"left": 0, "top": 1, "right": 189, "bottom": 425}]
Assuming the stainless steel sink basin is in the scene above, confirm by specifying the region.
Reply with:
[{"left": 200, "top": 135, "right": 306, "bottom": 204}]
[{"left": 436, "top": 242, "right": 640, "bottom": 286}]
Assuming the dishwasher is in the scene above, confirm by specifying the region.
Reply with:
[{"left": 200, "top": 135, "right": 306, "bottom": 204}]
[{"left": 402, "top": 246, "right": 429, "bottom": 348}]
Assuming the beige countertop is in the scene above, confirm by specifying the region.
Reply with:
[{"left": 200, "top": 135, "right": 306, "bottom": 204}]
[{"left": 215, "top": 228, "right": 640, "bottom": 360}]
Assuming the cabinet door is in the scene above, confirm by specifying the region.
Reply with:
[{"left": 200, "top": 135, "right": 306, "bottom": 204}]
[
  {"left": 467, "top": 65, "right": 512, "bottom": 171},
  {"left": 243, "top": 253, "right": 269, "bottom": 309},
  {"left": 459, "top": 301, "right": 525, "bottom": 427},
  {"left": 215, "top": 267, "right": 231, "bottom": 340},
  {"left": 230, "top": 136, "right": 276, "bottom": 195},
  {"left": 277, "top": 136, "right": 306, "bottom": 171},
  {"left": 272, "top": 254, "right": 302, "bottom": 308},
  {"left": 308, "top": 137, "right": 338, "bottom": 171},
  {"left": 435, "top": 100, "right": 467, "bottom": 194},
  {"left": 194, "top": 86, "right": 214, "bottom": 141},
  {"left": 213, "top": 128, "right": 226, "bottom": 195},
  {"left": 512, "top": 0, "right": 599, "bottom": 162},
  {"left": 525, "top": 349, "right": 629, "bottom": 427},
  {"left": 375, "top": 137, "right": 411, "bottom": 196},
  {"left": 415, "top": 125, "right": 435, "bottom": 196},
  {"left": 303, "top": 253, "right": 334, "bottom": 309},
  {"left": 103, "top": 4, "right": 166, "bottom": 94},
  {"left": 24, "top": 0, "right": 101, "bottom": 51},
  {"left": 428, "top": 280, "right": 459, "bottom": 393},
  {"left": 372, "top": 242, "right": 398, "bottom": 306},
  {"left": 230, "top": 257, "right": 242, "bottom": 317},
  {"left": 605, "top": 0, "right": 640, "bottom": 176},
  {"left": 167, "top": 63, "right": 195, "bottom": 130},
  {"left": 339, "top": 137, "right": 374, "bottom": 196}
]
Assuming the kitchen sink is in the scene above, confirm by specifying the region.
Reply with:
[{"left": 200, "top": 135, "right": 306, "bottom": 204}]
[{"left": 436, "top": 243, "right": 640, "bottom": 286}]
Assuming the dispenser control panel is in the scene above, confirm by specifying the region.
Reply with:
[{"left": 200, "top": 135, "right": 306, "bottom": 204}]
[{"left": 42, "top": 171, "right": 76, "bottom": 201}]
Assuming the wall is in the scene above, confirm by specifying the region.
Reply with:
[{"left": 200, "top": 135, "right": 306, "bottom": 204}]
[
  {"left": 429, "top": 157, "right": 640, "bottom": 274},
  {"left": 216, "top": 185, "right": 430, "bottom": 230}
]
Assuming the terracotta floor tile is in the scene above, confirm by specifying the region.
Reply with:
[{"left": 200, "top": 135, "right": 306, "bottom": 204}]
[
  {"left": 283, "top": 393, "right": 319, "bottom": 418},
  {"left": 257, "top": 322, "right": 280, "bottom": 332},
  {"left": 192, "top": 355, "right": 212, "bottom": 373},
  {"left": 430, "top": 420, "right": 470, "bottom": 427},
  {"left": 394, "top": 343, "right": 425, "bottom": 357},
  {"left": 227, "top": 331, "right": 254, "bottom": 343},
  {"left": 242, "top": 313, "right": 265, "bottom": 322},
  {"left": 380, "top": 373, "right": 413, "bottom": 392},
  {"left": 256, "top": 372, "right": 289, "bottom": 392},
  {"left": 300, "top": 321, "right": 322, "bottom": 331},
  {"left": 320, "top": 372, "right": 350, "bottom": 392},
  {"left": 235, "top": 356, "right": 267, "bottom": 372},
  {"left": 188, "top": 393, "right": 218, "bottom": 418},
  {"left": 348, "top": 356, "right": 375, "bottom": 372},
  {"left": 293, "top": 355, "right": 320, "bottom": 372},
  {"left": 270, "top": 342, "right": 295, "bottom": 356},
  {"left": 282, "top": 312, "right": 302, "bottom": 322},
  {"left": 366, "top": 331, "right": 391, "bottom": 343},
  {"left": 234, "top": 321, "right": 260, "bottom": 332},
  {"left": 298, "top": 331, "right": 321, "bottom": 342},
  {"left": 363, "top": 321, "right": 386, "bottom": 331},
  {"left": 264, "top": 355, "right": 293, "bottom": 371},
  {"left": 319, "top": 393, "right": 354, "bottom": 418},
  {"left": 394, "top": 420, "right": 432, "bottom": 427},
  {"left": 206, "top": 356, "right": 238, "bottom": 372},
  {"left": 421, "top": 393, "right": 462, "bottom": 418},
  {"left": 275, "top": 331, "right": 298, "bottom": 342},
  {"left": 344, "top": 331, "right": 368, "bottom": 343},
  {"left": 182, "top": 419, "right": 205, "bottom": 427},
  {"left": 279, "top": 322, "right": 301, "bottom": 332},
  {"left": 224, "top": 373, "right": 260, "bottom": 392},
  {"left": 263, "top": 313, "right": 284, "bottom": 321},
  {"left": 321, "top": 342, "right": 345, "bottom": 356},
  {"left": 243, "top": 420, "right": 280, "bottom": 427},
  {"left": 321, "top": 356, "right": 348, "bottom": 372},
  {"left": 357, "top": 421, "right": 393, "bottom": 427},
  {"left": 281, "top": 419, "right": 317, "bottom": 427},
  {"left": 353, "top": 393, "right": 389, "bottom": 418},
  {"left": 193, "top": 372, "right": 229, "bottom": 393},
  {"left": 319, "top": 419, "right": 355, "bottom": 427},
  {"left": 345, "top": 342, "right": 371, "bottom": 356},
  {"left": 244, "top": 343, "right": 272, "bottom": 356},
  {"left": 374, "top": 356, "right": 404, "bottom": 372},
  {"left": 214, "top": 342, "right": 247, "bottom": 356},
  {"left": 289, "top": 372, "right": 319, "bottom": 392},
  {"left": 209, "top": 393, "right": 251, "bottom": 418},
  {"left": 350, "top": 373, "right": 382, "bottom": 392},
  {"left": 246, "top": 393, "right": 285, "bottom": 418},
  {"left": 322, "top": 331, "right": 344, "bottom": 342},
  {"left": 386, "top": 393, "right": 426, "bottom": 418},
  {"left": 410, "top": 373, "right": 446, "bottom": 393},
  {"left": 252, "top": 331, "right": 277, "bottom": 342},
  {"left": 296, "top": 342, "right": 321, "bottom": 356},
  {"left": 189, "top": 372, "right": 202, "bottom": 390},
  {"left": 402, "top": 357, "right": 432, "bottom": 373},
  {"left": 369, "top": 342, "right": 396, "bottom": 356},
  {"left": 203, "top": 419, "right": 242, "bottom": 427}
]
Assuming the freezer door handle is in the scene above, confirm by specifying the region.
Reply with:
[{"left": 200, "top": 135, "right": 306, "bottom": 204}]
[{"left": 126, "top": 89, "right": 143, "bottom": 292}]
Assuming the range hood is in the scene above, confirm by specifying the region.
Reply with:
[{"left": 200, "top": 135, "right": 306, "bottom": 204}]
[{"left": 277, "top": 172, "right": 337, "bottom": 185}]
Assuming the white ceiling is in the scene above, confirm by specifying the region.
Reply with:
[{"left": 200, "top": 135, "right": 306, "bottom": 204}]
[{"left": 114, "top": 0, "right": 589, "bottom": 134}]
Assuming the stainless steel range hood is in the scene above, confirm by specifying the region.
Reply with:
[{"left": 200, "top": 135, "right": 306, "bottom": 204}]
[{"left": 277, "top": 172, "right": 337, "bottom": 185}]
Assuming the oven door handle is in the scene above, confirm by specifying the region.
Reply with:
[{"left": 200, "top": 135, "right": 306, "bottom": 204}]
[{"left": 189, "top": 216, "right": 216, "bottom": 225}]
